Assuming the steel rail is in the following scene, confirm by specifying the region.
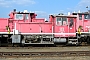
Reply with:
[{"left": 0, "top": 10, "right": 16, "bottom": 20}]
[{"left": 0, "top": 51, "right": 90, "bottom": 58}]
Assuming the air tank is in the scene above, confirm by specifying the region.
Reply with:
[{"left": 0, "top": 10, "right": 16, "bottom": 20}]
[{"left": 54, "top": 38, "right": 67, "bottom": 43}]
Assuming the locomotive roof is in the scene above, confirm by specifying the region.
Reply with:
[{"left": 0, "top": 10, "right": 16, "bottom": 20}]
[
  {"left": 72, "top": 12, "right": 90, "bottom": 15},
  {"left": 52, "top": 15, "right": 77, "bottom": 18},
  {"left": 16, "top": 12, "right": 35, "bottom": 14}
]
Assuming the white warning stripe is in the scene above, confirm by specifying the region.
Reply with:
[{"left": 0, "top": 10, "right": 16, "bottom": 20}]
[
  {"left": 0, "top": 32, "right": 90, "bottom": 35},
  {"left": 20, "top": 33, "right": 76, "bottom": 35}
]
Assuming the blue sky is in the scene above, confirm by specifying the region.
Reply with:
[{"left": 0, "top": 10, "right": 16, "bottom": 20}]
[{"left": 0, "top": 0, "right": 90, "bottom": 19}]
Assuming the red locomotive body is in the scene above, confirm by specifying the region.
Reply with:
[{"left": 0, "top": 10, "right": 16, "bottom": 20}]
[
  {"left": 0, "top": 9, "right": 90, "bottom": 46},
  {"left": 0, "top": 18, "right": 8, "bottom": 32}
]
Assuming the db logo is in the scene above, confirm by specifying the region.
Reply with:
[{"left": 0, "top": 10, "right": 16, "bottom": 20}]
[{"left": 59, "top": 28, "right": 64, "bottom": 32}]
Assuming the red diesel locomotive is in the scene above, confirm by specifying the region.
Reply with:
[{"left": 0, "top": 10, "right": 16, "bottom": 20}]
[{"left": 0, "top": 9, "right": 90, "bottom": 46}]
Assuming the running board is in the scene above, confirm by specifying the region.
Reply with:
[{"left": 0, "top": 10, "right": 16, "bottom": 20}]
[{"left": 68, "top": 39, "right": 78, "bottom": 40}]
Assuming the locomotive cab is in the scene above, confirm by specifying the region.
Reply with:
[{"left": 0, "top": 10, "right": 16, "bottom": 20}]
[
  {"left": 14, "top": 13, "right": 36, "bottom": 22},
  {"left": 54, "top": 15, "right": 77, "bottom": 37},
  {"left": 52, "top": 14, "right": 77, "bottom": 45},
  {"left": 9, "top": 9, "right": 37, "bottom": 22}
]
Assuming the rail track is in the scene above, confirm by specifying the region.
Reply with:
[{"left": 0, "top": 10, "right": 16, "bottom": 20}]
[{"left": 0, "top": 51, "right": 90, "bottom": 58}]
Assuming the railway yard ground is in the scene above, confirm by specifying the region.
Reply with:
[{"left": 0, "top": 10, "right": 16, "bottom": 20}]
[
  {"left": 0, "top": 56, "right": 90, "bottom": 60},
  {"left": 0, "top": 46, "right": 90, "bottom": 60},
  {"left": 0, "top": 46, "right": 90, "bottom": 52}
]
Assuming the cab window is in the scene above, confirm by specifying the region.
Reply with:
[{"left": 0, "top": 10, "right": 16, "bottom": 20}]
[
  {"left": 25, "top": 14, "right": 29, "bottom": 20},
  {"left": 57, "top": 17, "right": 62, "bottom": 25},
  {"left": 84, "top": 14, "right": 90, "bottom": 19},
  {"left": 56, "top": 17, "right": 67, "bottom": 26},
  {"left": 69, "top": 18, "right": 73, "bottom": 27},
  {"left": 15, "top": 14, "right": 23, "bottom": 20},
  {"left": 79, "top": 14, "right": 82, "bottom": 20}
]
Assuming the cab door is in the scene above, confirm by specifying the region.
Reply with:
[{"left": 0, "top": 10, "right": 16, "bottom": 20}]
[{"left": 68, "top": 18, "right": 76, "bottom": 33}]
